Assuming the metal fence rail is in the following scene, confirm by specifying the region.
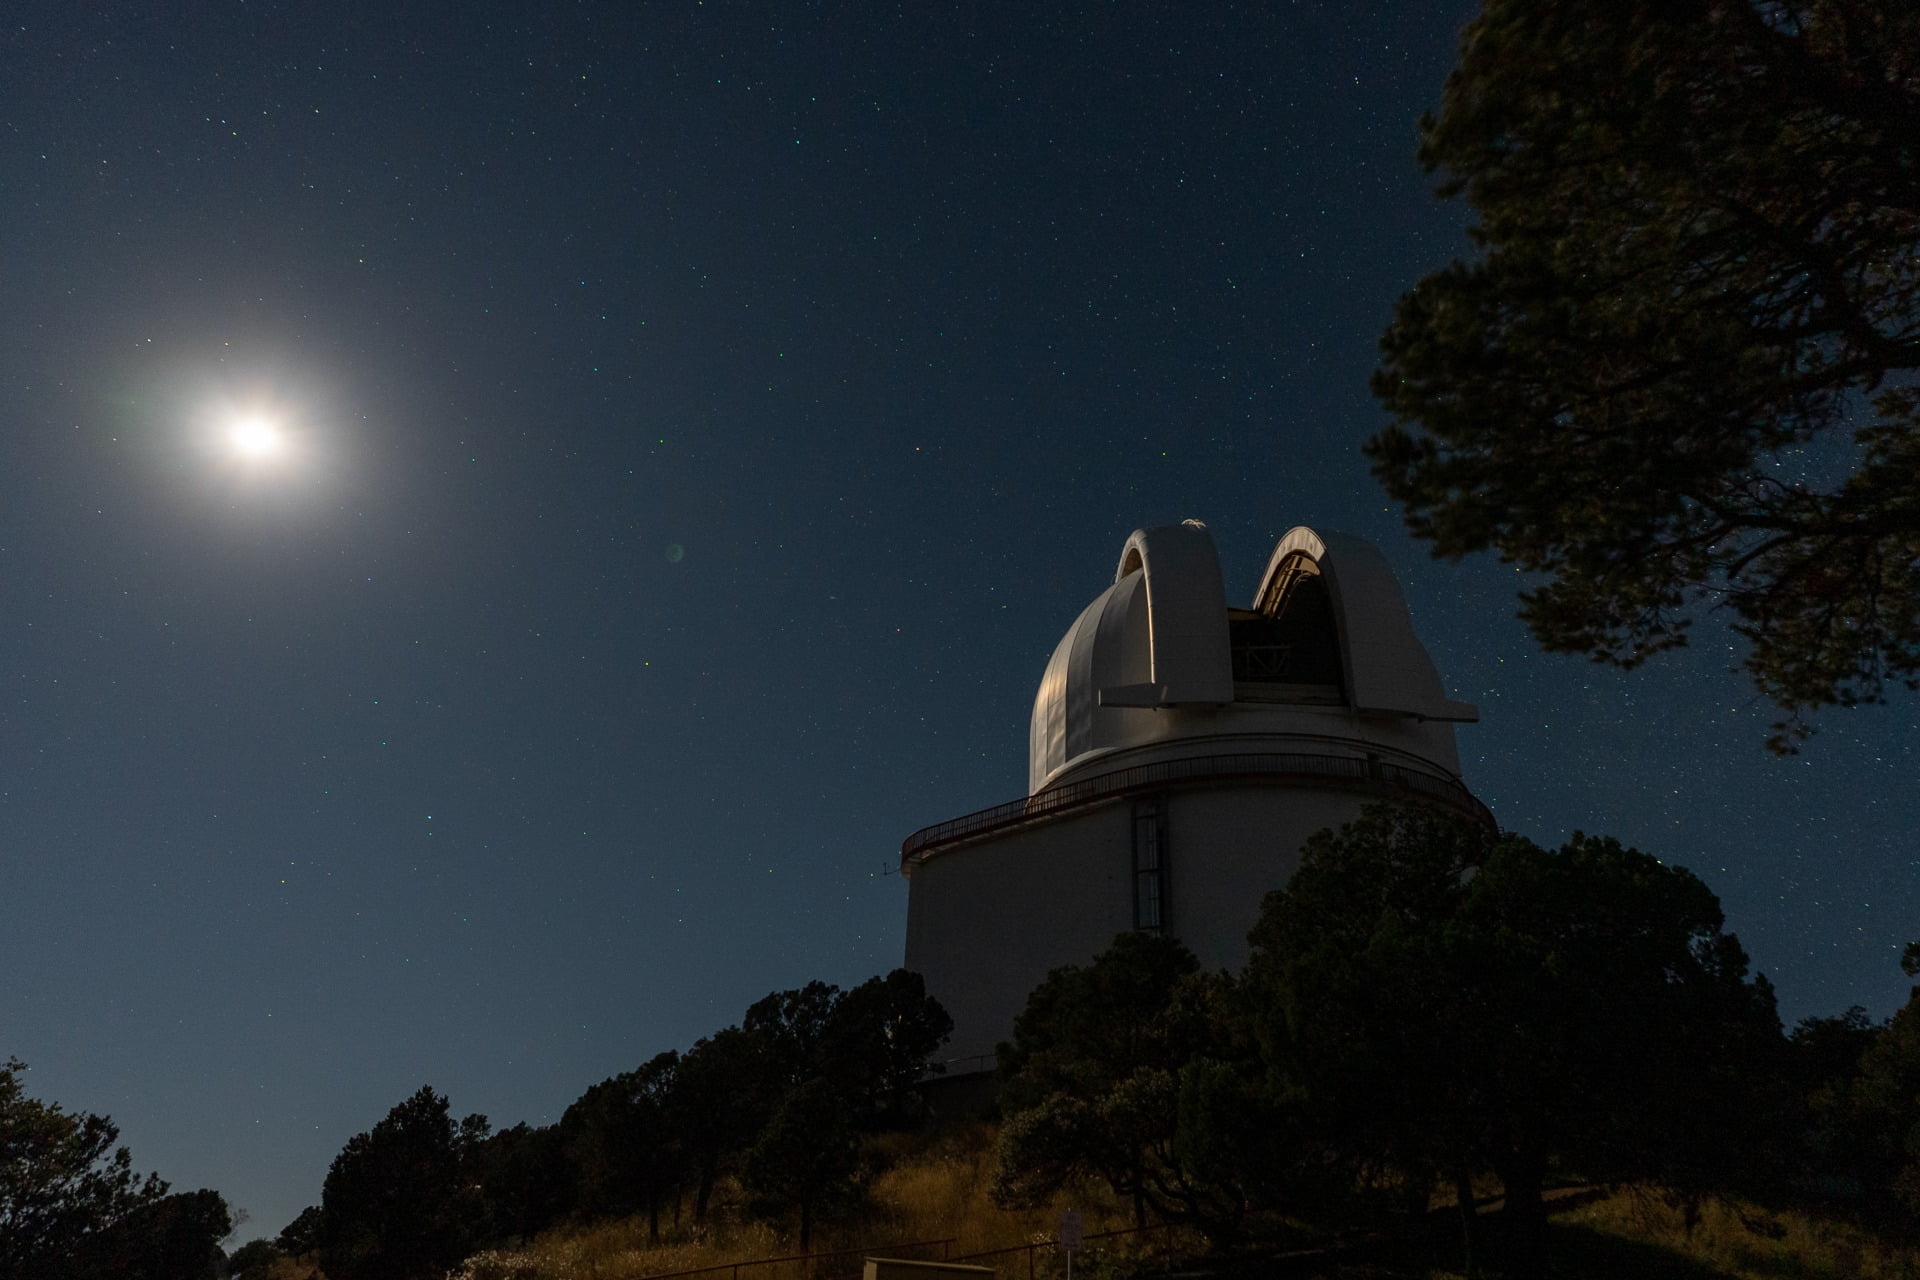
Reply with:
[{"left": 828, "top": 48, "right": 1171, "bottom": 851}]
[
  {"left": 944, "top": 1223, "right": 1179, "bottom": 1280},
  {"left": 648, "top": 1222, "right": 1189, "bottom": 1280},
  {"left": 644, "top": 1237, "right": 955, "bottom": 1280}
]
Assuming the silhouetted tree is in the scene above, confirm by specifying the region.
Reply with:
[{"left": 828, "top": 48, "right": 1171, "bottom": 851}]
[
  {"left": 1247, "top": 807, "right": 1784, "bottom": 1280},
  {"left": 744, "top": 980, "right": 842, "bottom": 1086},
  {"left": 472, "top": 1123, "right": 572, "bottom": 1244},
  {"left": 562, "top": 1051, "right": 684, "bottom": 1241},
  {"left": 62, "top": 1188, "right": 233, "bottom": 1280},
  {"left": 506, "top": 969, "right": 952, "bottom": 1252},
  {"left": 275, "top": 1204, "right": 320, "bottom": 1258},
  {"left": 1789, "top": 1006, "right": 1884, "bottom": 1200},
  {"left": 1777, "top": 948, "right": 1920, "bottom": 1219},
  {"left": 741, "top": 1078, "right": 865, "bottom": 1250},
  {"left": 0, "top": 1058, "right": 169, "bottom": 1280},
  {"left": 1244, "top": 806, "right": 1489, "bottom": 1230},
  {"left": 672, "top": 1027, "right": 783, "bottom": 1223},
  {"left": 1368, "top": 0, "right": 1920, "bottom": 747},
  {"left": 992, "top": 932, "right": 1248, "bottom": 1239},
  {"left": 225, "top": 1238, "right": 281, "bottom": 1279},
  {"left": 318, "top": 1086, "right": 489, "bottom": 1280},
  {"left": 819, "top": 969, "right": 953, "bottom": 1128},
  {"left": 1848, "top": 982, "right": 1920, "bottom": 1212}
]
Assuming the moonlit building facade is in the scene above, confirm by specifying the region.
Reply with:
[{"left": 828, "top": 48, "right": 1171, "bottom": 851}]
[{"left": 901, "top": 520, "right": 1492, "bottom": 1073}]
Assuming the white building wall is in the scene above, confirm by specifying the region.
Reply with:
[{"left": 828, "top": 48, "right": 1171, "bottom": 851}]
[
  {"left": 904, "top": 802, "right": 1134, "bottom": 1066},
  {"left": 906, "top": 780, "right": 1385, "bottom": 1067},
  {"left": 1163, "top": 783, "right": 1368, "bottom": 973}
]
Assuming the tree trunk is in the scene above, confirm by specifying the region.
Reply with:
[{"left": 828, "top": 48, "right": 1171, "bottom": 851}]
[
  {"left": 1497, "top": 1151, "right": 1548, "bottom": 1280},
  {"left": 696, "top": 1163, "right": 715, "bottom": 1224},
  {"left": 799, "top": 1199, "right": 813, "bottom": 1252},
  {"left": 1402, "top": 1176, "right": 1430, "bottom": 1218},
  {"left": 1452, "top": 1167, "right": 1479, "bottom": 1279}
]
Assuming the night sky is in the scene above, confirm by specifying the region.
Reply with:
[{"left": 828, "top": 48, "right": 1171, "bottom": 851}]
[{"left": 3, "top": 0, "right": 1914, "bottom": 1246}]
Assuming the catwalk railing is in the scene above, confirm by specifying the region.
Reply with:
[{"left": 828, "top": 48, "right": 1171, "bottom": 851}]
[{"left": 900, "top": 750, "right": 1493, "bottom": 865}]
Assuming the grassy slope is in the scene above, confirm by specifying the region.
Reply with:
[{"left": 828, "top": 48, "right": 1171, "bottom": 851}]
[
  {"left": 452, "top": 1122, "right": 1153, "bottom": 1280},
  {"left": 1286, "top": 1188, "right": 1920, "bottom": 1280},
  {"left": 277, "top": 1123, "right": 1920, "bottom": 1280},
  {"left": 1547, "top": 1191, "right": 1920, "bottom": 1280}
]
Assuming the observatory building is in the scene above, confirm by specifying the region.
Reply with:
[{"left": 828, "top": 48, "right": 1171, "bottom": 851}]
[{"left": 901, "top": 520, "right": 1491, "bottom": 1074}]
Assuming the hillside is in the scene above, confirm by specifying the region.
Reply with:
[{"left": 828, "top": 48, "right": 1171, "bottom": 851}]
[{"left": 253, "top": 1120, "right": 1920, "bottom": 1280}]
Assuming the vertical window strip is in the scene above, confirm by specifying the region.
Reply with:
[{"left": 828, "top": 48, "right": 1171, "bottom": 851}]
[{"left": 1132, "top": 799, "right": 1168, "bottom": 931}]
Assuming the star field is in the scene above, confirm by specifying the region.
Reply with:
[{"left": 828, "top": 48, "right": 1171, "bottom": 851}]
[{"left": 1, "top": 0, "right": 1913, "bottom": 1245}]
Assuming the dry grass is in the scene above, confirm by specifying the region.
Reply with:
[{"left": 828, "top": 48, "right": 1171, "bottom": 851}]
[
  {"left": 1550, "top": 1188, "right": 1920, "bottom": 1280},
  {"left": 452, "top": 1122, "right": 1156, "bottom": 1280},
  {"left": 306, "top": 1133, "right": 1920, "bottom": 1280},
  {"left": 1351, "top": 1189, "right": 1920, "bottom": 1280}
]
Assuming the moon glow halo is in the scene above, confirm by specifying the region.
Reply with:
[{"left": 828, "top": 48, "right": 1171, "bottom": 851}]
[{"left": 230, "top": 417, "right": 282, "bottom": 457}]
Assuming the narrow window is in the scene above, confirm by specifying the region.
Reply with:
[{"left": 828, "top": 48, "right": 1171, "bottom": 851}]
[{"left": 1132, "top": 799, "right": 1168, "bottom": 931}]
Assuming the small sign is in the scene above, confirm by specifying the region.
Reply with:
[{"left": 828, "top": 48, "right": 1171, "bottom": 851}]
[{"left": 1059, "top": 1208, "right": 1084, "bottom": 1251}]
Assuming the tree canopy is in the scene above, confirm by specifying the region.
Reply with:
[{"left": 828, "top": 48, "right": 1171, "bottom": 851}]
[
  {"left": 991, "top": 932, "right": 1250, "bottom": 1238},
  {"left": 1244, "top": 807, "right": 1785, "bottom": 1277},
  {"left": 673, "top": 1026, "right": 783, "bottom": 1223},
  {"left": 741, "top": 1078, "right": 865, "bottom": 1251},
  {"left": 561, "top": 1052, "right": 683, "bottom": 1241},
  {"left": 275, "top": 1204, "right": 321, "bottom": 1258},
  {"left": 225, "top": 1237, "right": 283, "bottom": 1280},
  {"left": 317, "top": 1086, "right": 490, "bottom": 1280},
  {"left": 1368, "top": 0, "right": 1920, "bottom": 746},
  {"left": 0, "top": 1059, "right": 167, "bottom": 1280},
  {"left": 306, "top": 969, "right": 952, "bottom": 1270},
  {"left": 0, "top": 1060, "right": 230, "bottom": 1280},
  {"left": 60, "top": 1189, "right": 233, "bottom": 1280},
  {"left": 818, "top": 968, "right": 954, "bottom": 1127}
]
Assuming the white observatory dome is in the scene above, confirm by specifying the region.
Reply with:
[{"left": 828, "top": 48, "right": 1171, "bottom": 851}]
[
  {"left": 1028, "top": 521, "right": 1476, "bottom": 794},
  {"left": 902, "top": 518, "right": 1488, "bottom": 1078}
]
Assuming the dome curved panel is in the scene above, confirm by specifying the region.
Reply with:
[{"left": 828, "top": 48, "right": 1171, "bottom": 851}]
[
  {"left": 1254, "top": 528, "right": 1477, "bottom": 723},
  {"left": 1029, "top": 520, "right": 1475, "bottom": 796},
  {"left": 1029, "top": 522, "right": 1233, "bottom": 793},
  {"left": 1109, "top": 521, "right": 1234, "bottom": 707},
  {"left": 1028, "top": 571, "right": 1153, "bottom": 793}
]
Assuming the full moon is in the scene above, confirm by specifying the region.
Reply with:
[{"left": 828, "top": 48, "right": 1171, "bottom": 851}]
[{"left": 230, "top": 417, "right": 282, "bottom": 457}]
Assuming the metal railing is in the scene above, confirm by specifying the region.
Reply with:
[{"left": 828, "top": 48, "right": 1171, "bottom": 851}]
[
  {"left": 900, "top": 750, "right": 1494, "bottom": 865},
  {"left": 944, "top": 1223, "right": 1179, "bottom": 1280},
  {"left": 806, "top": 1223, "right": 1184, "bottom": 1280},
  {"left": 644, "top": 1237, "right": 955, "bottom": 1280}
]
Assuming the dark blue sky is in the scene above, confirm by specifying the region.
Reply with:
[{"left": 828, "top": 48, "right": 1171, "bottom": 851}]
[{"left": 3, "top": 0, "right": 1913, "bottom": 1245}]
